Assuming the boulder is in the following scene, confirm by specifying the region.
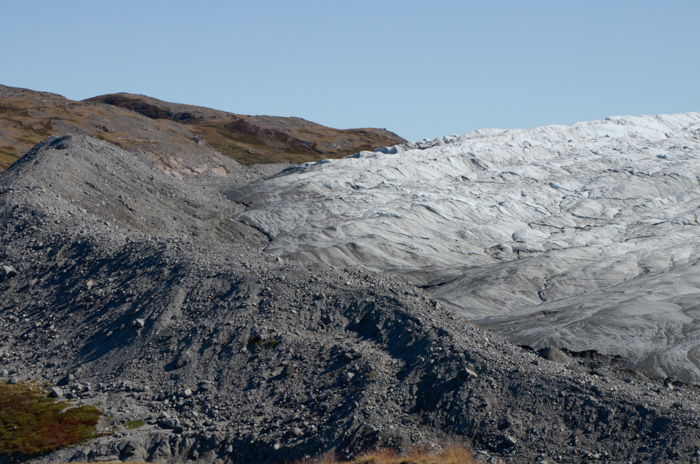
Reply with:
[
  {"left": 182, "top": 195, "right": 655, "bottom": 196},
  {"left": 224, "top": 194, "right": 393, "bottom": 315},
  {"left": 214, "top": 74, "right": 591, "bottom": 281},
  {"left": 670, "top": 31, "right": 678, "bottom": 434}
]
[
  {"left": 537, "top": 347, "right": 572, "bottom": 364},
  {"left": 118, "top": 438, "right": 142, "bottom": 456}
]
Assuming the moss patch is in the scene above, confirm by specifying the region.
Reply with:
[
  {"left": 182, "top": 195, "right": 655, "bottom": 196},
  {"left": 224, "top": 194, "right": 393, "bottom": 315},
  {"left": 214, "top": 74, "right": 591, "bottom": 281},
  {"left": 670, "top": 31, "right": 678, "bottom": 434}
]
[
  {"left": 0, "top": 381, "right": 102, "bottom": 457},
  {"left": 125, "top": 419, "right": 146, "bottom": 430},
  {"left": 247, "top": 335, "right": 279, "bottom": 348}
]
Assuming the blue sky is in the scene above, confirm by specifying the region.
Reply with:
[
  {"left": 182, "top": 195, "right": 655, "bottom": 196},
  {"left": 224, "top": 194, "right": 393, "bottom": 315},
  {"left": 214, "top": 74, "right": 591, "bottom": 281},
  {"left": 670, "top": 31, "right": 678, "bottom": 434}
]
[{"left": 2, "top": 1, "right": 698, "bottom": 141}]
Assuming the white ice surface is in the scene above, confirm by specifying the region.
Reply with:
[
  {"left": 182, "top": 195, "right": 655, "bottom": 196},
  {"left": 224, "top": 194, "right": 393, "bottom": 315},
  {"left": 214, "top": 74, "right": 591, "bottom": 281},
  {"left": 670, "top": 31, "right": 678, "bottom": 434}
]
[{"left": 236, "top": 113, "right": 700, "bottom": 383}]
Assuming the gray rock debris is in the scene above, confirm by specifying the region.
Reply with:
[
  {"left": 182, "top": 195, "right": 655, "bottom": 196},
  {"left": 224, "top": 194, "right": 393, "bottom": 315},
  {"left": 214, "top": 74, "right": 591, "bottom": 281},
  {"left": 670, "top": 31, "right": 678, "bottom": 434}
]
[{"left": 2, "top": 134, "right": 700, "bottom": 464}]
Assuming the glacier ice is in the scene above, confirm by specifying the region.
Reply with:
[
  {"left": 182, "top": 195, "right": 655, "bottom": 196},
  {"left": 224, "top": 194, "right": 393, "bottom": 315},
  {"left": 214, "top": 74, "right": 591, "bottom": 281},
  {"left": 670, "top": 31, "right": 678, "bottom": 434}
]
[{"left": 235, "top": 112, "right": 700, "bottom": 383}]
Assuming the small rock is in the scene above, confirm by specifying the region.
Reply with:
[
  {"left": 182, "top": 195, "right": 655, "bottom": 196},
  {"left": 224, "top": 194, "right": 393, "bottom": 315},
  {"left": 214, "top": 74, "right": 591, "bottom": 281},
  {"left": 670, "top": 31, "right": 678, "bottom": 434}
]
[
  {"left": 181, "top": 387, "right": 193, "bottom": 398},
  {"left": 0, "top": 369, "right": 8, "bottom": 378},
  {"left": 500, "top": 434, "right": 517, "bottom": 448},
  {"left": 181, "top": 420, "right": 194, "bottom": 429},
  {"left": 48, "top": 387, "right": 63, "bottom": 398},
  {"left": 57, "top": 373, "right": 75, "bottom": 386},
  {"left": 537, "top": 346, "right": 572, "bottom": 364},
  {"left": 199, "top": 380, "right": 214, "bottom": 391},
  {"left": 289, "top": 426, "right": 303, "bottom": 437},
  {"left": 341, "top": 371, "right": 355, "bottom": 384},
  {"left": 8, "top": 377, "right": 19, "bottom": 385},
  {"left": 0, "top": 265, "right": 18, "bottom": 281},
  {"left": 173, "top": 350, "right": 191, "bottom": 369},
  {"left": 131, "top": 318, "right": 146, "bottom": 329},
  {"left": 118, "top": 437, "right": 141, "bottom": 456},
  {"left": 158, "top": 417, "right": 180, "bottom": 429}
]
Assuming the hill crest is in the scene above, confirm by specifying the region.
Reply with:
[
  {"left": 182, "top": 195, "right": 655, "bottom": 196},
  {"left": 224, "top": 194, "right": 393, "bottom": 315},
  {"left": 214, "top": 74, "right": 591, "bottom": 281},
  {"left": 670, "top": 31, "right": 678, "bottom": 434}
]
[{"left": 0, "top": 85, "right": 405, "bottom": 175}]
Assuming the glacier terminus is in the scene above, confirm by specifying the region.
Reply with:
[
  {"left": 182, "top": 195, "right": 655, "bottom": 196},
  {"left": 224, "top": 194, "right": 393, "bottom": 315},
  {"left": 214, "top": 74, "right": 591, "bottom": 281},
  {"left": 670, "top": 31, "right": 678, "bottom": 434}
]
[{"left": 235, "top": 113, "right": 700, "bottom": 384}]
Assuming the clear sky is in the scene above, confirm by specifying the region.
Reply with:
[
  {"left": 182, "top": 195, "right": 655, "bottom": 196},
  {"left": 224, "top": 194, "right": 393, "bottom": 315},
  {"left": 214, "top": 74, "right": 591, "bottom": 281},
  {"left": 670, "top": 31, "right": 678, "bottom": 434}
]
[{"left": 2, "top": 0, "right": 698, "bottom": 142}]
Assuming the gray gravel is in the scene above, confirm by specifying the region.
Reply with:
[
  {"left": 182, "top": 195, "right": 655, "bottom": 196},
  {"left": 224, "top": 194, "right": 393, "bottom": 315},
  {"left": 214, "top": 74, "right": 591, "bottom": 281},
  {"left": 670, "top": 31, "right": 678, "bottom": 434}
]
[{"left": 1, "top": 135, "right": 700, "bottom": 463}]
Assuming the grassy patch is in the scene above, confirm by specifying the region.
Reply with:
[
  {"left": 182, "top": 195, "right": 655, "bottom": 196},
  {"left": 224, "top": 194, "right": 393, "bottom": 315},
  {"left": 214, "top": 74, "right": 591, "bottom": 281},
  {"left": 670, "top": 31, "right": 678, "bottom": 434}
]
[
  {"left": 353, "top": 447, "right": 477, "bottom": 464},
  {"left": 125, "top": 419, "right": 146, "bottom": 430},
  {"left": 0, "top": 381, "right": 102, "bottom": 457},
  {"left": 0, "top": 105, "right": 30, "bottom": 118},
  {"left": 297, "top": 446, "right": 479, "bottom": 464}
]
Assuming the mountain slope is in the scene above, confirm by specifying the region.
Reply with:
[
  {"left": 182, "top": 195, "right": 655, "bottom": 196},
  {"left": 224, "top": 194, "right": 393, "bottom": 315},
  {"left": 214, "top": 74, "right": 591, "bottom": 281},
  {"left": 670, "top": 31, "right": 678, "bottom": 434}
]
[
  {"left": 3, "top": 135, "right": 700, "bottom": 463},
  {"left": 0, "top": 85, "right": 238, "bottom": 177},
  {"left": 0, "top": 85, "right": 405, "bottom": 175},
  {"left": 233, "top": 112, "right": 700, "bottom": 383},
  {"left": 86, "top": 93, "right": 406, "bottom": 165}
]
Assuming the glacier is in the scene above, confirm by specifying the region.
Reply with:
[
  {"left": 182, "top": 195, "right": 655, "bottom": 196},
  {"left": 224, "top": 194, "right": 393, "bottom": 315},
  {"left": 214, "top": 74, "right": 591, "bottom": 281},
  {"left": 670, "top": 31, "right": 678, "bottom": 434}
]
[{"left": 234, "top": 113, "right": 700, "bottom": 383}]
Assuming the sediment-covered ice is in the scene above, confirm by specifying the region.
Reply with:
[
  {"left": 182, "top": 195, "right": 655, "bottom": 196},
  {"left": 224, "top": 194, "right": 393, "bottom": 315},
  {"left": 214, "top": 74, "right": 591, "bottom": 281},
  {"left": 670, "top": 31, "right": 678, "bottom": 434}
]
[{"left": 235, "top": 113, "right": 700, "bottom": 383}]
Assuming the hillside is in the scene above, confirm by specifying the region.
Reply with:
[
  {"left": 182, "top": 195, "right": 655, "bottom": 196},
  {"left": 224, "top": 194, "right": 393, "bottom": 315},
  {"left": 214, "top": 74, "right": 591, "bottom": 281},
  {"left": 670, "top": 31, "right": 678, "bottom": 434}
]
[
  {"left": 2, "top": 134, "right": 700, "bottom": 464},
  {"left": 86, "top": 93, "right": 406, "bottom": 165},
  {"left": 0, "top": 85, "right": 405, "bottom": 175}
]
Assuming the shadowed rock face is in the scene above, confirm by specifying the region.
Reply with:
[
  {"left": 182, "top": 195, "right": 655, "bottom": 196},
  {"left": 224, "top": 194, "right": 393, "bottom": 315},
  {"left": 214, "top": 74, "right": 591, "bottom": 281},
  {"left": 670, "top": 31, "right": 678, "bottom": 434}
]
[
  {"left": 2, "top": 134, "right": 700, "bottom": 464},
  {"left": 234, "top": 113, "right": 700, "bottom": 384}
]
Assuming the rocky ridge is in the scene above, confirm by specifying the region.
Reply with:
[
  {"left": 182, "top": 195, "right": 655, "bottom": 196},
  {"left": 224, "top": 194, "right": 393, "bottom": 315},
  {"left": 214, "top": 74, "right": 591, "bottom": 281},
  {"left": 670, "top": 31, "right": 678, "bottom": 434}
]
[{"left": 1, "top": 135, "right": 700, "bottom": 463}]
